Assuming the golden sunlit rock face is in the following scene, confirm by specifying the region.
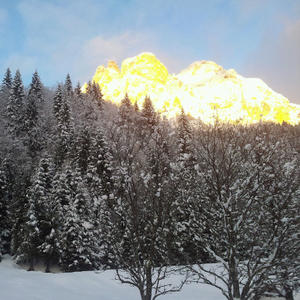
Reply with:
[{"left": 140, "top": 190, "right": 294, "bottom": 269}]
[{"left": 84, "top": 52, "right": 300, "bottom": 124}]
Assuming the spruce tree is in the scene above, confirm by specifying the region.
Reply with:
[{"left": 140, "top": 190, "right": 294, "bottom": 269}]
[
  {"left": 141, "top": 96, "right": 157, "bottom": 128},
  {"left": 87, "top": 130, "right": 114, "bottom": 219},
  {"left": 1, "top": 68, "right": 12, "bottom": 91},
  {"left": 53, "top": 85, "right": 73, "bottom": 165},
  {"left": 169, "top": 108, "right": 199, "bottom": 263},
  {"left": 39, "top": 177, "right": 63, "bottom": 272},
  {"left": 74, "top": 82, "right": 82, "bottom": 98},
  {"left": 0, "top": 159, "right": 11, "bottom": 260},
  {"left": 88, "top": 82, "right": 104, "bottom": 110},
  {"left": 139, "top": 96, "right": 158, "bottom": 146},
  {"left": 59, "top": 168, "right": 99, "bottom": 271},
  {"left": 0, "top": 69, "right": 12, "bottom": 120},
  {"left": 6, "top": 70, "right": 25, "bottom": 137},
  {"left": 73, "top": 126, "right": 92, "bottom": 175},
  {"left": 64, "top": 74, "right": 73, "bottom": 97},
  {"left": 15, "top": 156, "right": 55, "bottom": 270},
  {"left": 24, "top": 71, "right": 44, "bottom": 158},
  {"left": 119, "top": 93, "right": 134, "bottom": 125}
]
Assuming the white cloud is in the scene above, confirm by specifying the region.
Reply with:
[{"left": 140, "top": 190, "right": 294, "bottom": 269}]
[
  {"left": 14, "top": 0, "right": 183, "bottom": 85},
  {"left": 81, "top": 32, "right": 148, "bottom": 69}
]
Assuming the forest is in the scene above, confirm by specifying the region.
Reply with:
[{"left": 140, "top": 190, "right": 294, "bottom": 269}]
[{"left": 0, "top": 69, "right": 299, "bottom": 300}]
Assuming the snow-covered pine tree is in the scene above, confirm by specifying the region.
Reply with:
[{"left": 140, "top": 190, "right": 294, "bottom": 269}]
[
  {"left": 73, "top": 126, "right": 92, "bottom": 175},
  {"left": 53, "top": 84, "right": 73, "bottom": 165},
  {"left": 141, "top": 96, "right": 157, "bottom": 129},
  {"left": 6, "top": 70, "right": 26, "bottom": 137},
  {"left": 59, "top": 167, "right": 99, "bottom": 271},
  {"left": 24, "top": 71, "right": 44, "bottom": 159},
  {"left": 86, "top": 129, "right": 115, "bottom": 266},
  {"left": 0, "top": 159, "right": 11, "bottom": 261},
  {"left": 134, "top": 101, "right": 139, "bottom": 112},
  {"left": 90, "top": 82, "right": 104, "bottom": 110},
  {"left": 74, "top": 82, "right": 82, "bottom": 98},
  {"left": 38, "top": 179, "right": 63, "bottom": 273},
  {"left": 118, "top": 93, "right": 134, "bottom": 125},
  {"left": 64, "top": 74, "right": 73, "bottom": 97},
  {"left": 141, "top": 120, "right": 175, "bottom": 265},
  {"left": 110, "top": 93, "right": 141, "bottom": 166},
  {"left": 1, "top": 68, "right": 12, "bottom": 91},
  {"left": 85, "top": 81, "right": 103, "bottom": 109},
  {"left": 87, "top": 129, "right": 114, "bottom": 217},
  {"left": 169, "top": 108, "right": 200, "bottom": 264},
  {"left": 85, "top": 81, "right": 92, "bottom": 95},
  {"left": 15, "top": 155, "right": 55, "bottom": 270}
]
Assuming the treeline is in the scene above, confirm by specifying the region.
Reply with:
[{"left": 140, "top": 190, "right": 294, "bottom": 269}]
[{"left": 0, "top": 69, "right": 299, "bottom": 300}]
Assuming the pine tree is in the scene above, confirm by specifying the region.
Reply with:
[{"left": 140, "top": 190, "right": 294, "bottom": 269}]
[
  {"left": 24, "top": 71, "right": 44, "bottom": 158},
  {"left": 1, "top": 68, "right": 12, "bottom": 91},
  {"left": 87, "top": 130, "right": 114, "bottom": 218},
  {"left": 119, "top": 93, "right": 134, "bottom": 124},
  {"left": 139, "top": 96, "right": 158, "bottom": 147},
  {"left": 73, "top": 126, "right": 92, "bottom": 175},
  {"left": 15, "top": 156, "right": 55, "bottom": 270},
  {"left": 169, "top": 109, "right": 199, "bottom": 263},
  {"left": 141, "top": 96, "right": 157, "bottom": 128},
  {"left": 134, "top": 101, "right": 139, "bottom": 112},
  {"left": 74, "top": 82, "right": 82, "bottom": 98},
  {"left": 87, "top": 82, "right": 104, "bottom": 110},
  {"left": 64, "top": 74, "right": 73, "bottom": 97},
  {"left": 85, "top": 81, "right": 92, "bottom": 95},
  {"left": 28, "top": 71, "right": 44, "bottom": 103},
  {"left": 0, "top": 159, "right": 11, "bottom": 260},
  {"left": 0, "top": 69, "right": 12, "bottom": 120},
  {"left": 176, "top": 108, "right": 195, "bottom": 167},
  {"left": 59, "top": 168, "right": 99, "bottom": 271},
  {"left": 39, "top": 183, "right": 63, "bottom": 272},
  {"left": 53, "top": 85, "right": 73, "bottom": 165},
  {"left": 6, "top": 70, "right": 25, "bottom": 137},
  {"left": 53, "top": 85, "right": 63, "bottom": 121}
]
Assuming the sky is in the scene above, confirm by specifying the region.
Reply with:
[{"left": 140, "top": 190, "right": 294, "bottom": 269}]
[{"left": 0, "top": 0, "right": 299, "bottom": 104}]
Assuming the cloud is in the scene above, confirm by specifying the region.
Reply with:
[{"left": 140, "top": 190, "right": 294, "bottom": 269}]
[
  {"left": 243, "top": 17, "right": 300, "bottom": 104},
  {"left": 12, "top": 0, "right": 183, "bottom": 85},
  {"left": 76, "top": 31, "right": 185, "bottom": 82},
  {"left": 76, "top": 32, "right": 150, "bottom": 82}
]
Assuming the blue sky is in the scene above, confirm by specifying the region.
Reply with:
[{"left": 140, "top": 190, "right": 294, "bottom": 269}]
[{"left": 0, "top": 0, "right": 299, "bottom": 103}]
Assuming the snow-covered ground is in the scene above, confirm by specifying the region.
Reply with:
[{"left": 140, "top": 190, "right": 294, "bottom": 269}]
[{"left": 0, "top": 255, "right": 298, "bottom": 300}]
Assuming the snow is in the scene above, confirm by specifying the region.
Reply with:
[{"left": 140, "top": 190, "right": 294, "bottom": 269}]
[{"left": 0, "top": 255, "right": 299, "bottom": 300}]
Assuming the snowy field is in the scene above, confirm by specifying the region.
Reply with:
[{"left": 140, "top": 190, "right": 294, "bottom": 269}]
[{"left": 0, "top": 255, "right": 299, "bottom": 300}]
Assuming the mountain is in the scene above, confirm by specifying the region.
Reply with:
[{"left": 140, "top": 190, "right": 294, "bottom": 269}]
[{"left": 84, "top": 52, "right": 300, "bottom": 124}]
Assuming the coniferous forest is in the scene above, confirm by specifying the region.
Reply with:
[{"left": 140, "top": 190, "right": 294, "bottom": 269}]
[{"left": 0, "top": 69, "right": 299, "bottom": 300}]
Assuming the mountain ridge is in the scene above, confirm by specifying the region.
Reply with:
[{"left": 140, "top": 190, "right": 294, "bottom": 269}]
[{"left": 84, "top": 52, "right": 300, "bottom": 124}]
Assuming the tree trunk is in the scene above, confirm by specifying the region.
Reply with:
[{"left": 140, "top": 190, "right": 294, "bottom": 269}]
[
  {"left": 285, "top": 286, "right": 294, "bottom": 300},
  {"left": 45, "top": 258, "right": 51, "bottom": 273},
  {"left": 229, "top": 255, "right": 240, "bottom": 299},
  {"left": 28, "top": 257, "right": 34, "bottom": 271},
  {"left": 145, "top": 264, "right": 152, "bottom": 300}
]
